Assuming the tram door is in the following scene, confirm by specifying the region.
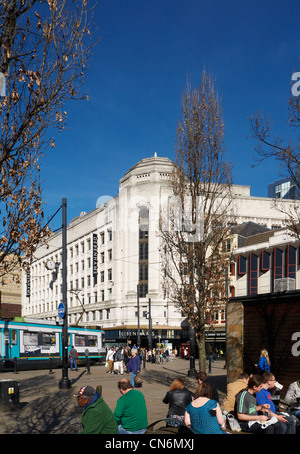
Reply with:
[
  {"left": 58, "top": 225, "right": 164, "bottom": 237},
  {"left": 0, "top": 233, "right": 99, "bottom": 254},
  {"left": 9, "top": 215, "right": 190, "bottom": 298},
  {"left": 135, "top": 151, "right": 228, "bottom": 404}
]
[{"left": 3, "top": 329, "right": 19, "bottom": 359}]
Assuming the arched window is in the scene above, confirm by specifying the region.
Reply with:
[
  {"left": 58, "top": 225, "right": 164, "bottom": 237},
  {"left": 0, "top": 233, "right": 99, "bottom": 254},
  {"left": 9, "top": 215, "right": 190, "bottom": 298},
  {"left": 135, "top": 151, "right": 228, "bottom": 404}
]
[{"left": 138, "top": 207, "right": 149, "bottom": 297}]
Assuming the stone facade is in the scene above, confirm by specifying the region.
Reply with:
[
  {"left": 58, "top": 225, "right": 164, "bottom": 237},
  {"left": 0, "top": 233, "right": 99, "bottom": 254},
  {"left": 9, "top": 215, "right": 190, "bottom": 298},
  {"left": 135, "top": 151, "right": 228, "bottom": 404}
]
[{"left": 21, "top": 155, "right": 298, "bottom": 348}]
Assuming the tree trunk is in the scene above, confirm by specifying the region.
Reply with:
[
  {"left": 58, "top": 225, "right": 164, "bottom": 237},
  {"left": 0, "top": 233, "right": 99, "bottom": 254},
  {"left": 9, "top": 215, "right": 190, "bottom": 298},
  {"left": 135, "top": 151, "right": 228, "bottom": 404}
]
[{"left": 196, "top": 332, "right": 206, "bottom": 373}]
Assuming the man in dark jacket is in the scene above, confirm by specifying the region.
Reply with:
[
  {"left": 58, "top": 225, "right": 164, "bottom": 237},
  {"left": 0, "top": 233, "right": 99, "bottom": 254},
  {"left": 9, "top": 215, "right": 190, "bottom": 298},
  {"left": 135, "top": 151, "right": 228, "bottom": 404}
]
[{"left": 76, "top": 385, "right": 118, "bottom": 434}]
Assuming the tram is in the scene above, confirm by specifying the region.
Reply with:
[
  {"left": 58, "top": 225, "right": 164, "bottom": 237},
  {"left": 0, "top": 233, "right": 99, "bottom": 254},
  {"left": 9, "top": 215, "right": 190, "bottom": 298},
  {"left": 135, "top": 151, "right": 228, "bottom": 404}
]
[{"left": 0, "top": 317, "right": 106, "bottom": 371}]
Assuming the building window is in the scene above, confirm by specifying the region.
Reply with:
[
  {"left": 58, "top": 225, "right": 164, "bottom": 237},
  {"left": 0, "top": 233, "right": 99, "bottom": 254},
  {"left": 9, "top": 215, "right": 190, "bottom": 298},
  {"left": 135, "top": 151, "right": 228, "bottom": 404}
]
[
  {"left": 274, "top": 247, "right": 284, "bottom": 280},
  {"left": 107, "top": 268, "right": 112, "bottom": 281},
  {"left": 138, "top": 283, "right": 148, "bottom": 298},
  {"left": 138, "top": 206, "right": 149, "bottom": 299},
  {"left": 287, "top": 245, "right": 296, "bottom": 279},
  {"left": 230, "top": 262, "right": 235, "bottom": 276},
  {"left": 139, "top": 264, "right": 148, "bottom": 281},
  {"left": 238, "top": 255, "right": 247, "bottom": 275},
  {"left": 249, "top": 253, "right": 258, "bottom": 295},
  {"left": 139, "top": 242, "right": 148, "bottom": 260},
  {"left": 261, "top": 250, "right": 270, "bottom": 272}
]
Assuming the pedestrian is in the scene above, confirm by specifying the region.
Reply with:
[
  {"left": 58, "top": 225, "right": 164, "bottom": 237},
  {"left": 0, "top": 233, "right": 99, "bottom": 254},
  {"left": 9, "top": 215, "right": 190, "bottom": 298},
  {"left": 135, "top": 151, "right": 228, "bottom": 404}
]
[
  {"left": 184, "top": 382, "right": 225, "bottom": 434},
  {"left": 126, "top": 349, "right": 141, "bottom": 387},
  {"left": 69, "top": 345, "right": 78, "bottom": 371},
  {"left": 235, "top": 375, "right": 285, "bottom": 434},
  {"left": 196, "top": 371, "right": 219, "bottom": 402},
  {"left": 165, "top": 349, "right": 169, "bottom": 363},
  {"left": 256, "top": 372, "right": 296, "bottom": 434},
  {"left": 162, "top": 378, "right": 194, "bottom": 427},
  {"left": 284, "top": 379, "right": 300, "bottom": 420},
  {"left": 106, "top": 346, "right": 115, "bottom": 374},
  {"left": 114, "top": 347, "right": 124, "bottom": 375},
  {"left": 140, "top": 348, "right": 146, "bottom": 369},
  {"left": 114, "top": 378, "right": 148, "bottom": 434},
  {"left": 75, "top": 385, "right": 118, "bottom": 434},
  {"left": 257, "top": 348, "right": 271, "bottom": 373}
]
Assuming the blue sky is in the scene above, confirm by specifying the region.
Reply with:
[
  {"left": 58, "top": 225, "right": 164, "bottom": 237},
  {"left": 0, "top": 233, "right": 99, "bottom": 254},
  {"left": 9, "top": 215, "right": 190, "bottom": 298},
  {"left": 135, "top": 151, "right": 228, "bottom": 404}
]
[{"left": 40, "top": 0, "right": 300, "bottom": 229}]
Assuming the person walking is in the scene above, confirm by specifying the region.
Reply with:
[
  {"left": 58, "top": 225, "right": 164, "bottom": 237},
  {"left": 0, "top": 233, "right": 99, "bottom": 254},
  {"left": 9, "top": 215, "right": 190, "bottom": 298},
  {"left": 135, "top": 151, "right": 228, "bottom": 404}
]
[
  {"left": 114, "top": 347, "right": 124, "bottom": 375},
  {"left": 114, "top": 378, "right": 148, "bottom": 434},
  {"left": 126, "top": 349, "right": 141, "bottom": 387},
  {"left": 257, "top": 348, "right": 271, "bottom": 373},
  {"left": 106, "top": 346, "right": 115, "bottom": 374},
  {"left": 76, "top": 385, "right": 118, "bottom": 434},
  {"left": 69, "top": 345, "right": 78, "bottom": 371}
]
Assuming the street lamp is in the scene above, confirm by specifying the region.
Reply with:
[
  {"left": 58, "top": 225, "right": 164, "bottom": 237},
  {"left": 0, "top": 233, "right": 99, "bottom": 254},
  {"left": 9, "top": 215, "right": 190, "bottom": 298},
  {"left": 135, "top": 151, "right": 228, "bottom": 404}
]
[
  {"left": 137, "top": 284, "right": 141, "bottom": 349},
  {"left": 59, "top": 198, "right": 71, "bottom": 389}
]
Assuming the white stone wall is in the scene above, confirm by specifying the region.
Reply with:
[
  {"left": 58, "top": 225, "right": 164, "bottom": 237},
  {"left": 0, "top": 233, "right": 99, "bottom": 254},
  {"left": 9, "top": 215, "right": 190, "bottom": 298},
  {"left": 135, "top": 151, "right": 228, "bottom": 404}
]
[{"left": 22, "top": 155, "right": 298, "bottom": 334}]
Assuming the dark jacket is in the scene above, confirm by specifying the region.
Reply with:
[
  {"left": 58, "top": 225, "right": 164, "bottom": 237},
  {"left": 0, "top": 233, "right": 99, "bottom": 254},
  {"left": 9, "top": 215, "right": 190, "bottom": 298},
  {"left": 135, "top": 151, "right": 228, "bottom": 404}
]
[
  {"left": 127, "top": 355, "right": 141, "bottom": 374},
  {"left": 163, "top": 388, "right": 194, "bottom": 416}
]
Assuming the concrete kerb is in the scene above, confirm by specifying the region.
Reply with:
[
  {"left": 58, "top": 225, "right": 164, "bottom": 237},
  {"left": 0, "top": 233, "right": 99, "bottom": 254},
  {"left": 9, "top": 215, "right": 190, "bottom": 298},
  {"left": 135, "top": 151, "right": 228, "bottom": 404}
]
[{"left": 0, "top": 358, "right": 227, "bottom": 434}]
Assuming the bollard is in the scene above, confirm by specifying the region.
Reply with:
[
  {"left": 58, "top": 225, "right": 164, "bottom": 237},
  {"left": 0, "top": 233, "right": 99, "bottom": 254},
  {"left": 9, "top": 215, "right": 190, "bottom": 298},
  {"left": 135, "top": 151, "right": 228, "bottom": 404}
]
[
  {"left": 208, "top": 357, "right": 212, "bottom": 373},
  {"left": 49, "top": 357, "right": 53, "bottom": 375},
  {"left": 13, "top": 358, "right": 18, "bottom": 374},
  {"left": 86, "top": 356, "right": 91, "bottom": 375}
]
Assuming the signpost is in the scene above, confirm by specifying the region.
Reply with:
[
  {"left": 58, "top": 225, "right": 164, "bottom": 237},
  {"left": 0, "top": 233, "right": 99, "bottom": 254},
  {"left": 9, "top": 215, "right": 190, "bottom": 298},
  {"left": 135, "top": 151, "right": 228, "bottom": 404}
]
[{"left": 58, "top": 302, "right": 65, "bottom": 319}]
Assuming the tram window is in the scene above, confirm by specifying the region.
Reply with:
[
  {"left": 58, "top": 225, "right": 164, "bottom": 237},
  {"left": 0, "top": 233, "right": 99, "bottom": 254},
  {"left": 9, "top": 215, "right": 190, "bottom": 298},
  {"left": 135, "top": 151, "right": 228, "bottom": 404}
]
[
  {"left": 74, "top": 335, "right": 86, "bottom": 347},
  {"left": 87, "top": 335, "right": 97, "bottom": 347},
  {"left": 4, "top": 329, "right": 9, "bottom": 344},
  {"left": 41, "top": 333, "right": 56, "bottom": 346},
  {"left": 23, "top": 332, "right": 38, "bottom": 346},
  {"left": 74, "top": 334, "right": 98, "bottom": 347},
  {"left": 12, "top": 330, "right": 17, "bottom": 345}
]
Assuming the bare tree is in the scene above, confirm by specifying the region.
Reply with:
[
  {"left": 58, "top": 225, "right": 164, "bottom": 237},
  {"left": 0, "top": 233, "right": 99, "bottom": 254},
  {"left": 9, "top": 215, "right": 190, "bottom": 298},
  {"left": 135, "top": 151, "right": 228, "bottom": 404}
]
[
  {"left": 0, "top": 0, "right": 96, "bottom": 275},
  {"left": 250, "top": 66, "right": 300, "bottom": 234},
  {"left": 160, "top": 72, "right": 235, "bottom": 372}
]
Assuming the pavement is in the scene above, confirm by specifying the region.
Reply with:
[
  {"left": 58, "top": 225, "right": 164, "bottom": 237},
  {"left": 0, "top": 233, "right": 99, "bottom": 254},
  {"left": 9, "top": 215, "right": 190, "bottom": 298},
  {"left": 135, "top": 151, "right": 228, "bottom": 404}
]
[{"left": 0, "top": 358, "right": 227, "bottom": 434}]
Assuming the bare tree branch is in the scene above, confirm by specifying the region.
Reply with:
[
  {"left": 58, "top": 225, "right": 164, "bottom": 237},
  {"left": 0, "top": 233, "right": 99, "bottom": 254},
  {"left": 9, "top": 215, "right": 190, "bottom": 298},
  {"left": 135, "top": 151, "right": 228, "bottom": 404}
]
[{"left": 159, "top": 71, "right": 235, "bottom": 371}]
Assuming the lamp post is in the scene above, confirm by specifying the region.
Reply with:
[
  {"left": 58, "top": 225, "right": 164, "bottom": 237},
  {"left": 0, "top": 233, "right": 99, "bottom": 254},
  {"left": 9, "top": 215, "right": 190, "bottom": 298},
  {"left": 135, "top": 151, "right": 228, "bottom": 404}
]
[
  {"left": 59, "top": 198, "right": 71, "bottom": 389},
  {"left": 148, "top": 297, "right": 152, "bottom": 351},
  {"left": 137, "top": 284, "right": 141, "bottom": 349}
]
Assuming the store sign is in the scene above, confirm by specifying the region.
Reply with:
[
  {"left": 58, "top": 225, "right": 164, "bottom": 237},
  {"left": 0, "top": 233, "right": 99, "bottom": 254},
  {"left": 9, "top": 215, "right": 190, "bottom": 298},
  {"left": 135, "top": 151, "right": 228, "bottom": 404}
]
[
  {"left": 26, "top": 268, "right": 30, "bottom": 297},
  {"left": 93, "top": 233, "right": 98, "bottom": 276}
]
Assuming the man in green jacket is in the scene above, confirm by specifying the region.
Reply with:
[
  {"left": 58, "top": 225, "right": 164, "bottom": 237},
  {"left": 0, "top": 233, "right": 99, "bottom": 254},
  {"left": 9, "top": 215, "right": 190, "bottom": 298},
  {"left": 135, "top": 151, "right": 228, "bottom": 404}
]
[
  {"left": 76, "top": 385, "right": 118, "bottom": 434},
  {"left": 114, "top": 378, "right": 148, "bottom": 434}
]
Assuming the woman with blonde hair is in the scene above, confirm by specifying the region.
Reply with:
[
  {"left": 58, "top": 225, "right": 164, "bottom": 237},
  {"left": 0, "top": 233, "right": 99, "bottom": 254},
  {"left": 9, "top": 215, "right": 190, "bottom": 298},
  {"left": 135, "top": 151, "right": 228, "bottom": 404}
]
[
  {"left": 257, "top": 349, "right": 271, "bottom": 373},
  {"left": 162, "top": 378, "right": 193, "bottom": 427}
]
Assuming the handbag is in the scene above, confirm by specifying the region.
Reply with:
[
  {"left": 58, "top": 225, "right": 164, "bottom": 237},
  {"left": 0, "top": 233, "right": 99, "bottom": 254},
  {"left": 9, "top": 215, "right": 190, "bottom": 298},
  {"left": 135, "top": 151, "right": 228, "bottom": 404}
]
[{"left": 134, "top": 373, "right": 143, "bottom": 384}]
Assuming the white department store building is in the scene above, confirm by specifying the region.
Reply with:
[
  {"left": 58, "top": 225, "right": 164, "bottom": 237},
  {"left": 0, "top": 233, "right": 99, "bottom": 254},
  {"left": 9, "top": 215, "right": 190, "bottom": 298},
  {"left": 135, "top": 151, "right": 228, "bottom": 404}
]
[{"left": 21, "top": 154, "right": 297, "bottom": 349}]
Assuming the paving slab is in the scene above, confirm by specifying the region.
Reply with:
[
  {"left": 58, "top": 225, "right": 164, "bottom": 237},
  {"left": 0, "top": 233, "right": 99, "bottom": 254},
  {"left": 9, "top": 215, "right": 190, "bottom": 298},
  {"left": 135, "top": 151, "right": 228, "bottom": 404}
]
[{"left": 0, "top": 358, "right": 227, "bottom": 434}]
